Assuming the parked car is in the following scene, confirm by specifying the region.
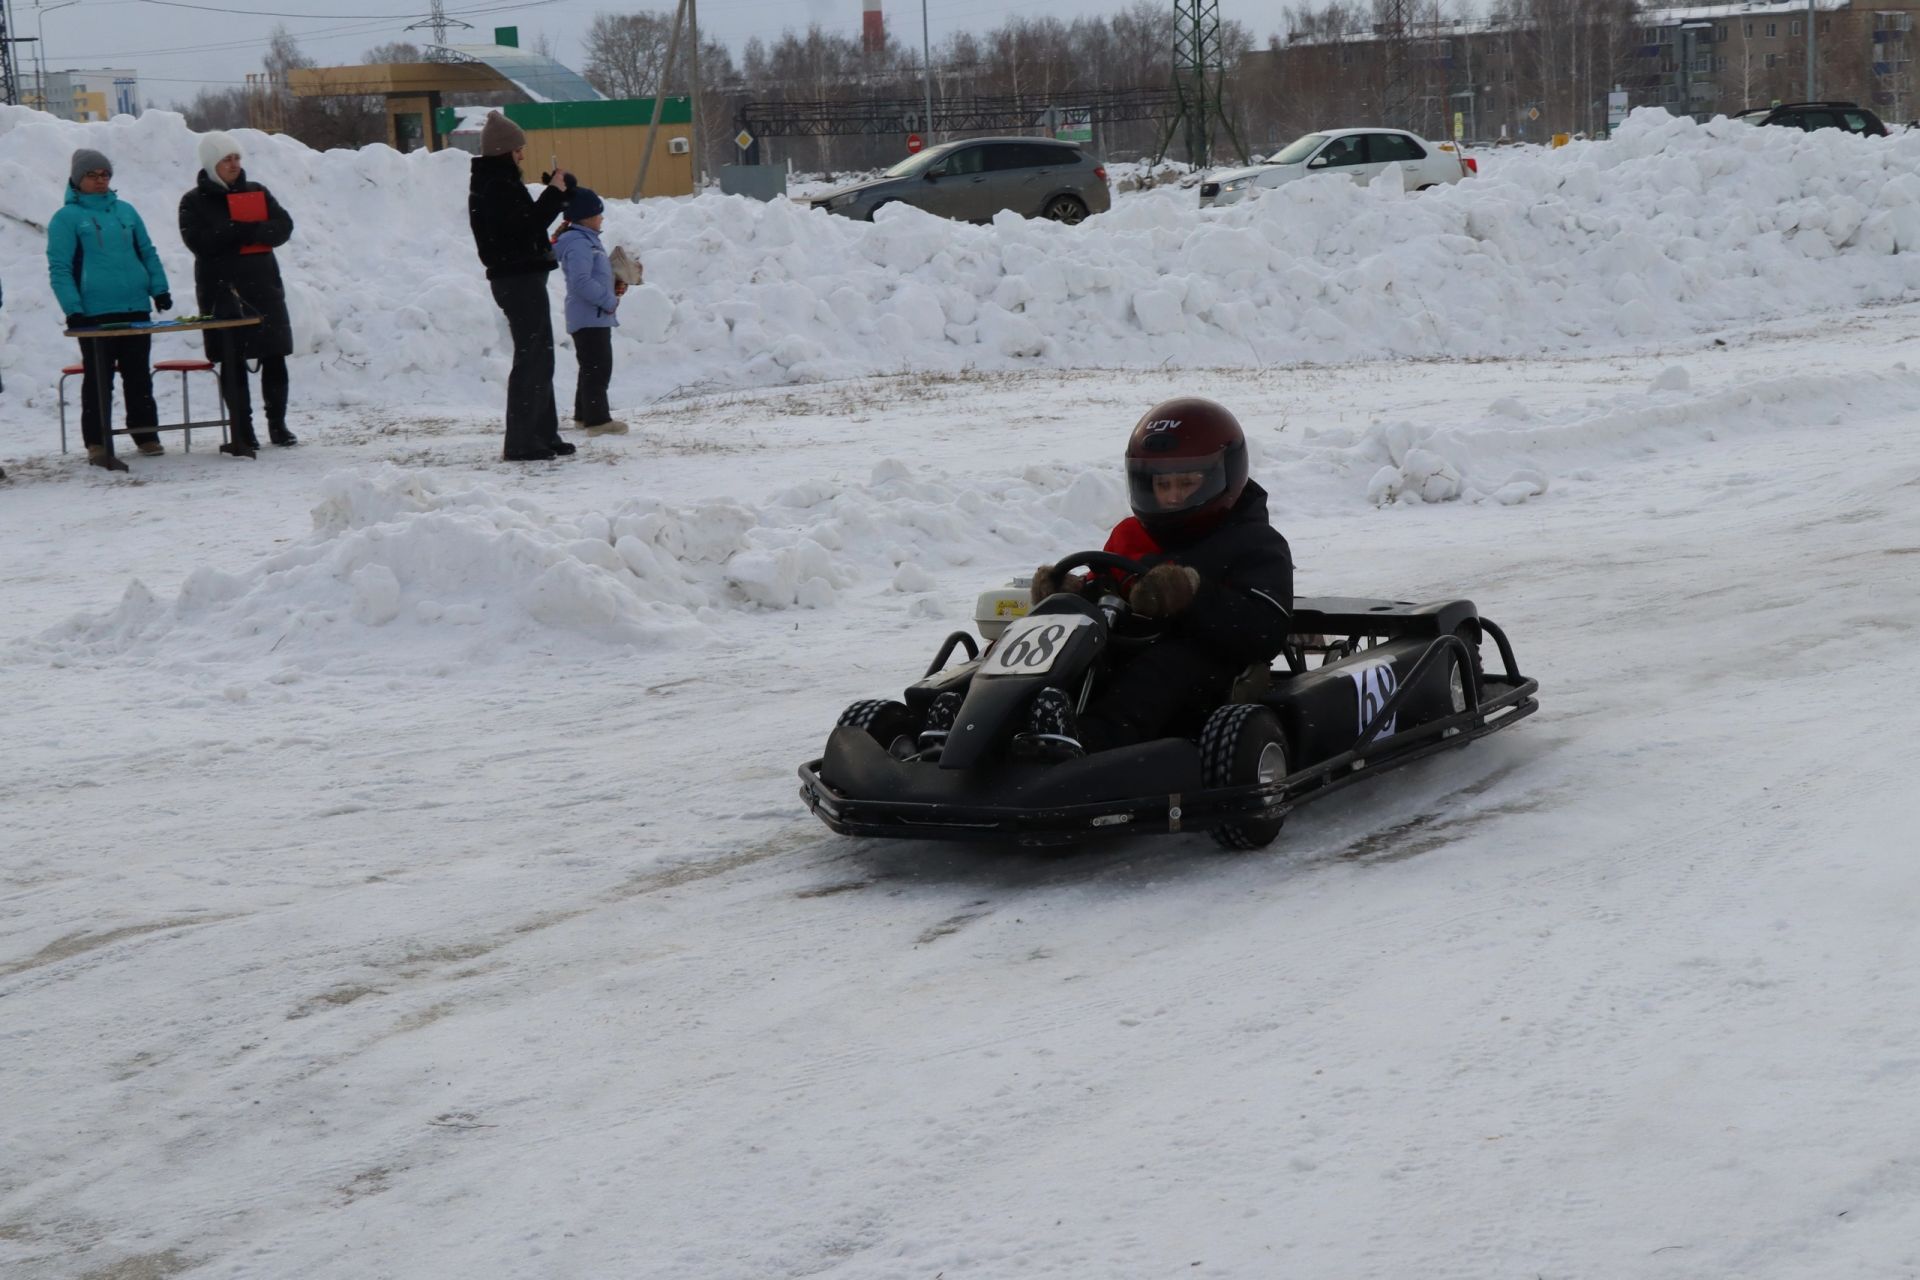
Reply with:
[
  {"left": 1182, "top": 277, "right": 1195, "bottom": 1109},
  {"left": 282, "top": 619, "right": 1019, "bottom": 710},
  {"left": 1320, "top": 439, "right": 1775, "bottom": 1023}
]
[
  {"left": 810, "top": 138, "right": 1111, "bottom": 224},
  {"left": 1732, "top": 100, "right": 1888, "bottom": 136},
  {"left": 1199, "top": 128, "right": 1475, "bottom": 207}
]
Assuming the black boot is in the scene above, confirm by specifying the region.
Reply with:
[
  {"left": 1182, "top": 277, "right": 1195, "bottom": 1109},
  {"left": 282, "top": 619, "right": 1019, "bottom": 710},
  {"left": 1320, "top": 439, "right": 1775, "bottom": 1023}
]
[
  {"left": 220, "top": 439, "right": 258, "bottom": 459},
  {"left": 1013, "top": 687, "right": 1086, "bottom": 760},
  {"left": 916, "top": 691, "right": 963, "bottom": 760},
  {"left": 86, "top": 445, "right": 130, "bottom": 473},
  {"left": 268, "top": 423, "right": 299, "bottom": 447}
]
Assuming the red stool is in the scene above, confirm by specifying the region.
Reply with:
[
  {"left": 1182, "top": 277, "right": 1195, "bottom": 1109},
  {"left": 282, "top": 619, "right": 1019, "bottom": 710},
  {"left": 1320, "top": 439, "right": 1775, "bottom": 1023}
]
[
  {"left": 152, "top": 359, "right": 225, "bottom": 453},
  {"left": 57, "top": 363, "right": 85, "bottom": 454},
  {"left": 57, "top": 358, "right": 227, "bottom": 454}
]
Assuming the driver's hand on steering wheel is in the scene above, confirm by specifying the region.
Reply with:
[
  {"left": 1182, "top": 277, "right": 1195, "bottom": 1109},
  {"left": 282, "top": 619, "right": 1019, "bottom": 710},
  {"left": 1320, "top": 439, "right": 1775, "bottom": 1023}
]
[
  {"left": 1029, "top": 564, "right": 1089, "bottom": 604},
  {"left": 1127, "top": 563, "right": 1201, "bottom": 618}
]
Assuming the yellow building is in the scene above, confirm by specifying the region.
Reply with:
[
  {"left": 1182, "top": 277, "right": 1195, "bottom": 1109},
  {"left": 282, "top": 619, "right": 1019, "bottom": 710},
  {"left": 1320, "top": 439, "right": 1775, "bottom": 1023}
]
[{"left": 285, "top": 69, "right": 693, "bottom": 199}]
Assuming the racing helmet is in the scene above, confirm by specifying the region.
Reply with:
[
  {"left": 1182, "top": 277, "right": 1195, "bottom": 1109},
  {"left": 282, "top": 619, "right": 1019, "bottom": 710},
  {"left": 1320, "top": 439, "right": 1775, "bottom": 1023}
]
[{"left": 1125, "top": 397, "right": 1249, "bottom": 544}]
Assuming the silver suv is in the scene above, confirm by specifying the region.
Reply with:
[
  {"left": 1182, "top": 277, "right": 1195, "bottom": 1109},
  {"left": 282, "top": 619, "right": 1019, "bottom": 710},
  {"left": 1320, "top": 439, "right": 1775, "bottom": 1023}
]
[{"left": 811, "top": 138, "right": 1110, "bottom": 225}]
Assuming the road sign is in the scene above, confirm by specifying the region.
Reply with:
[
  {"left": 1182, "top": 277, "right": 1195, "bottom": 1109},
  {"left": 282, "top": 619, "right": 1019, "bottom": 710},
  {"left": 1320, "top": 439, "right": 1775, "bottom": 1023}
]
[
  {"left": 1453, "top": 111, "right": 1464, "bottom": 140},
  {"left": 1527, "top": 106, "right": 1541, "bottom": 122},
  {"left": 907, "top": 133, "right": 923, "bottom": 153},
  {"left": 735, "top": 129, "right": 753, "bottom": 151}
]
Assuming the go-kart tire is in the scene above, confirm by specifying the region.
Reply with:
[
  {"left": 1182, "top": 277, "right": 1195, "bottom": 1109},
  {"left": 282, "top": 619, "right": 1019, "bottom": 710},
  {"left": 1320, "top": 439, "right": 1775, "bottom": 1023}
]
[
  {"left": 837, "top": 699, "right": 921, "bottom": 761},
  {"left": 1200, "top": 704, "right": 1290, "bottom": 850}
]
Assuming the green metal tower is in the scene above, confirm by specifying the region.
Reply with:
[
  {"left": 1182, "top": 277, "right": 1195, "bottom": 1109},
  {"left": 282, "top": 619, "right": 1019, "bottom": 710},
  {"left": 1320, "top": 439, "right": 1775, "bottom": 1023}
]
[{"left": 1156, "top": 0, "right": 1246, "bottom": 169}]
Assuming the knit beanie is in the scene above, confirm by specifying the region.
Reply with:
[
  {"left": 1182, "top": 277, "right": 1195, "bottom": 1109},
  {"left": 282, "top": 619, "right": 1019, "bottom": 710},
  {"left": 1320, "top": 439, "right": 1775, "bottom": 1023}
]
[
  {"left": 566, "top": 186, "right": 604, "bottom": 220},
  {"left": 480, "top": 111, "right": 526, "bottom": 158},
  {"left": 198, "top": 131, "right": 243, "bottom": 186},
  {"left": 69, "top": 148, "right": 112, "bottom": 187}
]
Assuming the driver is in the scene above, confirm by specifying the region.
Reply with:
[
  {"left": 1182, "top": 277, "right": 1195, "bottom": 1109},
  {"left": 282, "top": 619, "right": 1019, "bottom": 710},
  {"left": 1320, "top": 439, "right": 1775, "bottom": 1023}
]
[{"left": 1017, "top": 396, "right": 1294, "bottom": 755}]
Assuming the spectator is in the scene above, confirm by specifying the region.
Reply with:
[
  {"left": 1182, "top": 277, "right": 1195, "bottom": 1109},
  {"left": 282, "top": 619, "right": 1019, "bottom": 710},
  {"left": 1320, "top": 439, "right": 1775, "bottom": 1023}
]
[
  {"left": 178, "top": 130, "right": 298, "bottom": 458},
  {"left": 47, "top": 148, "right": 172, "bottom": 472},
  {"left": 467, "top": 110, "right": 575, "bottom": 463},
  {"left": 553, "top": 186, "right": 629, "bottom": 436}
]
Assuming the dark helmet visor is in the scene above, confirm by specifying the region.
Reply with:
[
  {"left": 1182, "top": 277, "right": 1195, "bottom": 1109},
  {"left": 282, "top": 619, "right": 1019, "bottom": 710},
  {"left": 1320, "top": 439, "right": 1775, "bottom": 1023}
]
[{"left": 1127, "top": 450, "right": 1229, "bottom": 515}]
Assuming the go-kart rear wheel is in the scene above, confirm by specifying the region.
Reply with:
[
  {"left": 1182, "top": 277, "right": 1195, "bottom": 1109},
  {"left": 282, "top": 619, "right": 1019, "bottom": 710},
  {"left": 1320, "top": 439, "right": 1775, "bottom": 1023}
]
[
  {"left": 1200, "top": 703, "right": 1290, "bottom": 850},
  {"left": 837, "top": 699, "right": 921, "bottom": 761}
]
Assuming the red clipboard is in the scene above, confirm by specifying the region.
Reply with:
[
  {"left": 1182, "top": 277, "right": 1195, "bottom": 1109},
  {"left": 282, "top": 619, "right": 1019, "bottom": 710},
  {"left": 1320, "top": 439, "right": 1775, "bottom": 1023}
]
[{"left": 228, "top": 190, "right": 271, "bottom": 255}]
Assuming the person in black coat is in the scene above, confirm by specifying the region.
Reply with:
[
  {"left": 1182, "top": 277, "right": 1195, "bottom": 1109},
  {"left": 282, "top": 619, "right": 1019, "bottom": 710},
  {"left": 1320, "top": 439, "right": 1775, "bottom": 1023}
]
[
  {"left": 468, "top": 111, "right": 576, "bottom": 462},
  {"left": 178, "top": 131, "right": 296, "bottom": 457},
  {"left": 1015, "top": 398, "right": 1294, "bottom": 755}
]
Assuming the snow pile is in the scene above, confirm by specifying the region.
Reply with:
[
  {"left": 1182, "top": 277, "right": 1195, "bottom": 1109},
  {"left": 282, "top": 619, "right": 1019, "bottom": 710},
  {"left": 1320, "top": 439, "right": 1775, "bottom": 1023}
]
[
  {"left": 6, "top": 106, "right": 1920, "bottom": 426},
  {"left": 21, "top": 460, "right": 1124, "bottom": 673},
  {"left": 1298, "top": 361, "right": 1920, "bottom": 506}
]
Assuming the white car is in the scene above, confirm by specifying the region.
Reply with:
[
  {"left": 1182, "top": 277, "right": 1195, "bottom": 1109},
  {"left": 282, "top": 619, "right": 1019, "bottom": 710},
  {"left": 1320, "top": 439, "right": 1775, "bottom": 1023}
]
[{"left": 1199, "top": 128, "right": 1477, "bottom": 207}]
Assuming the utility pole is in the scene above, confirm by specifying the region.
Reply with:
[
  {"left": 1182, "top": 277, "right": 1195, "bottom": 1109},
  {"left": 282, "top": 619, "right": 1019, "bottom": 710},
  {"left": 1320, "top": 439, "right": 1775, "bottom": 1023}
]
[
  {"left": 922, "top": 0, "right": 933, "bottom": 143},
  {"left": 632, "top": 0, "right": 687, "bottom": 200},
  {"left": 687, "top": 0, "right": 704, "bottom": 188},
  {"left": 1805, "top": 0, "right": 1816, "bottom": 100}
]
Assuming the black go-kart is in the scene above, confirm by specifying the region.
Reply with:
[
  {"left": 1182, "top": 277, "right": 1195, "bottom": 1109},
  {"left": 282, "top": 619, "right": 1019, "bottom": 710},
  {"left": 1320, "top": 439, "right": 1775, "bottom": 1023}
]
[{"left": 799, "top": 551, "right": 1540, "bottom": 849}]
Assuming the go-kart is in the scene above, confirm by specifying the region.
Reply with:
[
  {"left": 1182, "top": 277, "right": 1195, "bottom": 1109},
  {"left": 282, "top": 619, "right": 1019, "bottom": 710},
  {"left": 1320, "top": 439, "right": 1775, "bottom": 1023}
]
[{"left": 799, "top": 551, "right": 1540, "bottom": 849}]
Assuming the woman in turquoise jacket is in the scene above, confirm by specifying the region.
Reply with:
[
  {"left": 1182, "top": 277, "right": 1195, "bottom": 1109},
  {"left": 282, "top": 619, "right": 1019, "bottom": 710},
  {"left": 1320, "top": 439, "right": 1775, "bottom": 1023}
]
[{"left": 46, "top": 148, "right": 173, "bottom": 470}]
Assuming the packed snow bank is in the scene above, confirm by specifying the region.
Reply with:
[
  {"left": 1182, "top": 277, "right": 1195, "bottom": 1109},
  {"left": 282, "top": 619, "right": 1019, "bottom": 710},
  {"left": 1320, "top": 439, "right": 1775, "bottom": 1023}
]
[
  {"left": 4, "top": 103, "right": 1918, "bottom": 416},
  {"left": 19, "top": 460, "right": 1124, "bottom": 674}
]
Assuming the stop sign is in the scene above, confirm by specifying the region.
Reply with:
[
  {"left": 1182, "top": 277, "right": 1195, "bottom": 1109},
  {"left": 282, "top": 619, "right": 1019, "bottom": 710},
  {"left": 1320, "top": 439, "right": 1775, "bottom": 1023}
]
[{"left": 906, "top": 133, "right": 923, "bottom": 154}]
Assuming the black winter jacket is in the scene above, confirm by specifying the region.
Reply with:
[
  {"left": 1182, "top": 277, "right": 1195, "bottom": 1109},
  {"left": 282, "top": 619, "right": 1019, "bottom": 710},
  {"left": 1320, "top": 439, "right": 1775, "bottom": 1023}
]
[
  {"left": 178, "top": 168, "right": 294, "bottom": 361},
  {"left": 1130, "top": 481, "right": 1294, "bottom": 668},
  {"left": 468, "top": 153, "right": 567, "bottom": 281}
]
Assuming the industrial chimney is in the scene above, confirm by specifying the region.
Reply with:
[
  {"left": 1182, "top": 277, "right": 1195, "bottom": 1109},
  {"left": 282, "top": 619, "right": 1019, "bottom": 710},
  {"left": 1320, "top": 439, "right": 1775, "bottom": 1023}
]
[{"left": 862, "top": 0, "right": 884, "bottom": 53}]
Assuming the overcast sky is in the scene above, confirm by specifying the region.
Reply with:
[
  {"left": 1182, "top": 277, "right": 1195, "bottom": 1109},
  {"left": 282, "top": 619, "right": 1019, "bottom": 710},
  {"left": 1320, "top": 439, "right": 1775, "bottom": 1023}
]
[{"left": 16, "top": 0, "right": 1289, "bottom": 107}]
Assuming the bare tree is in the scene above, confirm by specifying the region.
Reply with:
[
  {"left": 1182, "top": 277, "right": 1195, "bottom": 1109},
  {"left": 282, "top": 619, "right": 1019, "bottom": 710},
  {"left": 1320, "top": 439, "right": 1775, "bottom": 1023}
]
[{"left": 582, "top": 12, "right": 677, "bottom": 98}]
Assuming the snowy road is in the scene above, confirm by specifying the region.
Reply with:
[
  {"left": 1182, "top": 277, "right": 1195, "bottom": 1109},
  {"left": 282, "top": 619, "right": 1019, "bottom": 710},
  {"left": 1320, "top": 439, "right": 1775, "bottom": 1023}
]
[{"left": 4, "top": 309, "right": 1920, "bottom": 1278}]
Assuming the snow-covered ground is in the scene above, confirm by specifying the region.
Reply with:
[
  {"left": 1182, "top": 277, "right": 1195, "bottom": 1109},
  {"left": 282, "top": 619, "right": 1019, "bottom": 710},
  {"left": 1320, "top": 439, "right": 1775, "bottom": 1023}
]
[{"left": 4, "top": 106, "right": 1920, "bottom": 1278}]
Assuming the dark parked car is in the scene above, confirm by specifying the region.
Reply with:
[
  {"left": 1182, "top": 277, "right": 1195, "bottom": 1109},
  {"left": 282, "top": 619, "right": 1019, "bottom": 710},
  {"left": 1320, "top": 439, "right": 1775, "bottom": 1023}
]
[
  {"left": 1733, "top": 100, "right": 1889, "bottom": 136},
  {"left": 810, "top": 137, "right": 1110, "bottom": 225}
]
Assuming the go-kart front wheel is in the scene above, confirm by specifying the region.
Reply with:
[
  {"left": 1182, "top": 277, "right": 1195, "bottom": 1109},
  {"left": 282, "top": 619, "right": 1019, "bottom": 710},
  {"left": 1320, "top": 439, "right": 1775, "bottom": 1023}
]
[
  {"left": 837, "top": 699, "right": 921, "bottom": 761},
  {"left": 1200, "top": 703, "right": 1290, "bottom": 850}
]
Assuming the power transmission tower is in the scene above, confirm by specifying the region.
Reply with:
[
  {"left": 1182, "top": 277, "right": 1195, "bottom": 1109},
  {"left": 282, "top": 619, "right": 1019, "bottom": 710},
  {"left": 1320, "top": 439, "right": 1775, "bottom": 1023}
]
[
  {"left": 405, "top": 0, "right": 472, "bottom": 61},
  {"left": 1, "top": 0, "right": 24, "bottom": 107},
  {"left": 1378, "top": 0, "right": 1413, "bottom": 131},
  {"left": 1156, "top": 0, "right": 1246, "bottom": 169}
]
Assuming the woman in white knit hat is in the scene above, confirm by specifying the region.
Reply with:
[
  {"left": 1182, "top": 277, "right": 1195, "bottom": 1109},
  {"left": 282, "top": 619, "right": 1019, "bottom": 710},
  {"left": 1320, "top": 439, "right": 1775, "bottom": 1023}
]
[{"left": 178, "top": 129, "right": 298, "bottom": 457}]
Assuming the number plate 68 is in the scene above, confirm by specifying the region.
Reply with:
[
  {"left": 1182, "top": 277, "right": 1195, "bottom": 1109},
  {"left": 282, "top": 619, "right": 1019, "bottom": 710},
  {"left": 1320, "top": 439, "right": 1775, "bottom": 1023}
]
[{"left": 981, "top": 613, "right": 1093, "bottom": 677}]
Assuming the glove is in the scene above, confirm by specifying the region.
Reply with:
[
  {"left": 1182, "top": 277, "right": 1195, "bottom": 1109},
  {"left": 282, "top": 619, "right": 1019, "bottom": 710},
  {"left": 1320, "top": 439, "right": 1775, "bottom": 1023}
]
[
  {"left": 1029, "top": 564, "right": 1065, "bottom": 604},
  {"left": 66, "top": 313, "right": 88, "bottom": 329},
  {"left": 1128, "top": 563, "right": 1201, "bottom": 618},
  {"left": 154, "top": 292, "right": 173, "bottom": 313}
]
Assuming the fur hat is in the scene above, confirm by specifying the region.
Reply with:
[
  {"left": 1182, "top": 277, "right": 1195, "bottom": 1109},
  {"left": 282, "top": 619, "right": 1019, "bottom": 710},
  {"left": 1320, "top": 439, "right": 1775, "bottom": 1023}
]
[
  {"left": 69, "top": 148, "right": 111, "bottom": 187},
  {"left": 479, "top": 110, "right": 526, "bottom": 158},
  {"left": 198, "top": 131, "right": 243, "bottom": 186},
  {"left": 566, "top": 186, "right": 604, "bottom": 220}
]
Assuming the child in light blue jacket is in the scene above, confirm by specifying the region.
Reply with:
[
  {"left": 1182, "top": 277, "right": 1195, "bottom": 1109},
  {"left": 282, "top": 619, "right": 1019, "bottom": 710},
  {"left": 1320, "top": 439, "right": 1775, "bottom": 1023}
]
[{"left": 553, "top": 187, "right": 626, "bottom": 435}]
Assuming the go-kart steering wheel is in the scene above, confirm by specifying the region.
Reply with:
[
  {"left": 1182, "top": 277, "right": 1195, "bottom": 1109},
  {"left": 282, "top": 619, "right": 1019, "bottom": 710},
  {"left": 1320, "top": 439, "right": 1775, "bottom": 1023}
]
[
  {"left": 1047, "top": 551, "right": 1149, "bottom": 583},
  {"left": 1043, "top": 551, "right": 1161, "bottom": 644}
]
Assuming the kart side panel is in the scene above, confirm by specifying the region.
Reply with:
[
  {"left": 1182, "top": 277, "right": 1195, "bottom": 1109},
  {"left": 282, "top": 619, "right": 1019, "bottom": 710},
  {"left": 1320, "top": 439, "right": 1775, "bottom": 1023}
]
[{"left": 1264, "top": 636, "right": 1461, "bottom": 768}]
